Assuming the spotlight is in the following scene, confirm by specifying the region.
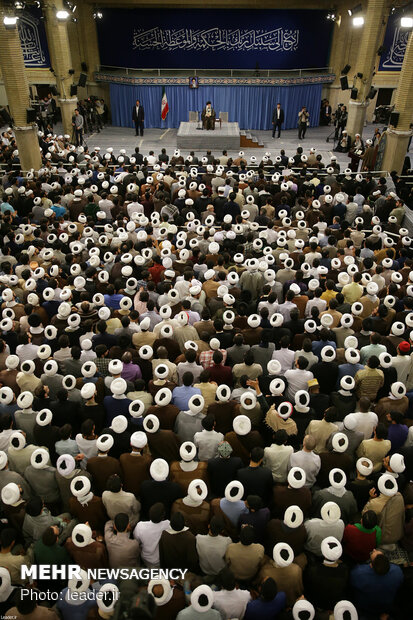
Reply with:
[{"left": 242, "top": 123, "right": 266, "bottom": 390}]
[
  {"left": 14, "top": 1, "right": 25, "bottom": 9},
  {"left": 401, "top": 17, "right": 413, "bottom": 28},
  {"left": 348, "top": 4, "right": 362, "bottom": 17},
  {"left": 353, "top": 16, "right": 364, "bottom": 26},
  {"left": 56, "top": 10, "right": 70, "bottom": 20},
  {"left": 3, "top": 16, "right": 18, "bottom": 29},
  {"left": 366, "top": 87, "right": 377, "bottom": 100},
  {"left": 93, "top": 10, "right": 103, "bottom": 19},
  {"left": 327, "top": 13, "right": 337, "bottom": 21}
]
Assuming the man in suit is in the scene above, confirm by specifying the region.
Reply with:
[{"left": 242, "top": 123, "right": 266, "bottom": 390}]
[
  {"left": 272, "top": 103, "right": 285, "bottom": 138},
  {"left": 132, "top": 99, "right": 144, "bottom": 136},
  {"left": 324, "top": 100, "right": 332, "bottom": 125}
]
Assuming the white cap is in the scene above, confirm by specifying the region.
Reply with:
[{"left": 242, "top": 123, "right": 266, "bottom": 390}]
[
  {"left": 0, "top": 451, "right": 7, "bottom": 470},
  {"left": 191, "top": 585, "right": 214, "bottom": 614},
  {"left": 224, "top": 480, "right": 244, "bottom": 502},
  {"left": 389, "top": 453, "right": 405, "bottom": 474},
  {"left": 71, "top": 476, "right": 91, "bottom": 498},
  {"left": 96, "top": 583, "right": 119, "bottom": 613},
  {"left": 72, "top": 524, "right": 93, "bottom": 548},
  {"left": 36, "top": 409, "right": 53, "bottom": 426},
  {"left": 321, "top": 536, "right": 342, "bottom": 562},
  {"left": 81, "top": 382, "right": 96, "bottom": 400},
  {"left": 188, "top": 394, "right": 204, "bottom": 414},
  {"left": 240, "top": 392, "right": 257, "bottom": 411},
  {"left": 57, "top": 454, "right": 76, "bottom": 477},
  {"left": 216, "top": 384, "right": 231, "bottom": 402},
  {"left": 143, "top": 414, "right": 160, "bottom": 433},
  {"left": 331, "top": 432, "right": 349, "bottom": 453},
  {"left": 321, "top": 501, "right": 341, "bottom": 523},
  {"left": 391, "top": 381, "right": 406, "bottom": 399},
  {"left": 111, "top": 415, "right": 128, "bottom": 434},
  {"left": 233, "top": 415, "right": 251, "bottom": 435},
  {"left": 273, "top": 542, "right": 294, "bottom": 567},
  {"left": 96, "top": 434, "right": 114, "bottom": 452},
  {"left": 329, "top": 468, "right": 346, "bottom": 488},
  {"left": 30, "top": 448, "right": 50, "bottom": 469},
  {"left": 277, "top": 401, "right": 293, "bottom": 420},
  {"left": 292, "top": 599, "right": 315, "bottom": 620},
  {"left": 378, "top": 473, "right": 398, "bottom": 496},
  {"left": 1, "top": 482, "right": 21, "bottom": 505},
  {"left": 9, "top": 432, "right": 25, "bottom": 451},
  {"left": 288, "top": 467, "right": 306, "bottom": 489},
  {"left": 356, "top": 457, "right": 373, "bottom": 477},
  {"left": 150, "top": 458, "right": 169, "bottom": 481},
  {"left": 131, "top": 431, "right": 147, "bottom": 449},
  {"left": 110, "top": 378, "right": 127, "bottom": 396},
  {"left": 333, "top": 601, "right": 358, "bottom": 620},
  {"left": 284, "top": 505, "right": 304, "bottom": 528},
  {"left": 17, "top": 391, "right": 33, "bottom": 409},
  {"left": 180, "top": 441, "right": 197, "bottom": 462}
]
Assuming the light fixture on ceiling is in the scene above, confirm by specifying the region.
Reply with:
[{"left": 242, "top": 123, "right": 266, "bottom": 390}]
[{"left": 56, "top": 10, "right": 70, "bottom": 20}]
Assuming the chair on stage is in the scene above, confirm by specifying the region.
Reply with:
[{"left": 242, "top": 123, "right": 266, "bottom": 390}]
[{"left": 214, "top": 112, "right": 228, "bottom": 129}]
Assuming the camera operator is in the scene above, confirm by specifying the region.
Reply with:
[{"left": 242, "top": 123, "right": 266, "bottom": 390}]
[
  {"left": 84, "top": 97, "right": 103, "bottom": 134},
  {"left": 334, "top": 104, "right": 348, "bottom": 140}
]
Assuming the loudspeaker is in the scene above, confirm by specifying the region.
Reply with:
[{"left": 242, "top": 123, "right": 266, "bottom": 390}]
[
  {"left": 340, "top": 76, "right": 349, "bottom": 90},
  {"left": 78, "top": 73, "right": 87, "bottom": 88},
  {"left": 377, "top": 45, "right": 386, "bottom": 56},
  {"left": 50, "top": 85, "right": 58, "bottom": 96},
  {"left": 81, "top": 62, "right": 88, "bottom": 72},
  {"left": 0, "top": 108, "right": 12, "bottom": 125},
  {"left": 341, "top": 64, "right": 351, "bottom": 75},
  {"left": 70, "top": 84, "right": 78, "bottom": 97},
  {"left": 390, "top": 111, "right": 399, "bottom": 127},
  {"left": 68, "top": 69, "right": 75, "bottom": 75},
  {"left": 26, "top": 108, "right": 37, "bottom": 123},
  {"left": 367, "top": 87, "right": 377, "bottom": 100},
  {"left": 356, "top": 72, "right": 363, "bottom": 79},
  {"left": 350, "top": 88, "right": 358, "bottom": 100}
]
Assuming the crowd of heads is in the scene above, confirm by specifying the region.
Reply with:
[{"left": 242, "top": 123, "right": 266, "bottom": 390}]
[{"left": 0, "top": 128, "right": 412, "bottom": 618}]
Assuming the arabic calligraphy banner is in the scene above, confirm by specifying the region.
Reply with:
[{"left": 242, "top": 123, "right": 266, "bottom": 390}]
[
  {"left": 18, "top": 7, "right": 50, "bottom": 68},
  {"left": 378, "top": 13, "right": 409, "bottom": 71},
  {"left": 96, "top": 9, "right": 333, "bottom": 70}
]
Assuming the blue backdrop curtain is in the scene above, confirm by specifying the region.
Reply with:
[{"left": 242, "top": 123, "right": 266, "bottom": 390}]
[{"left": 109, "top": 83, "right": 322, "bottom": 131}]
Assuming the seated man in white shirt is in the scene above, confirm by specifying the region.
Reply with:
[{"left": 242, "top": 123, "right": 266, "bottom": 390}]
[
  {"left": 351, "top": 396, "right": 378, "bottom": 439},
  {"left": 133, "top": 502, "right": 170, "bottom": 568},
  {"left": 213, "top": 567, "right": 251, "bottom": 619},
  {"left": 194, "top": 415, "right": 224, "bottom": 461},
  {"left": 271, "top": 335, "right": 295, "bottom": 375},
  {"left": 284, "top": 357, "right": 314, "bottom": 401},
  {"left": 264, "top": 429, "right": 294, "bottom": 483}
]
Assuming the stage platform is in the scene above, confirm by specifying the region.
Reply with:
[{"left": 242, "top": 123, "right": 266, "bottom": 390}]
[{"left": 177, "top": 121, "right": 241, "bottom": 150}]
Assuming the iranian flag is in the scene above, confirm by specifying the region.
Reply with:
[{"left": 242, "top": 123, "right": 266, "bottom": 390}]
[{"left": 161, "top": 87, "right": 169, "bottom": 120}]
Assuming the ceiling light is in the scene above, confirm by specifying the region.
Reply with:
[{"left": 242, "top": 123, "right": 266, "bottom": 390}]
[
  {"left": 93, "top": 10, "right": 103, "bottom": 19},
  {"left": 3, "top": 16, "right": 18, "bottom": 28},
  {"left": 353, "top": 16, "right": 364, "bottom": 26},
  {"left": 56, "top": 10, "right": 70, "bottom": 20},
  {"left": 401, "top": 16, "right": 413, "bottom": 28}
]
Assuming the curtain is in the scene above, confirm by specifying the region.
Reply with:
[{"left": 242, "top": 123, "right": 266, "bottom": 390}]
[{"left": 110, "top": 83, "right": 323, "bottom": 131}]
